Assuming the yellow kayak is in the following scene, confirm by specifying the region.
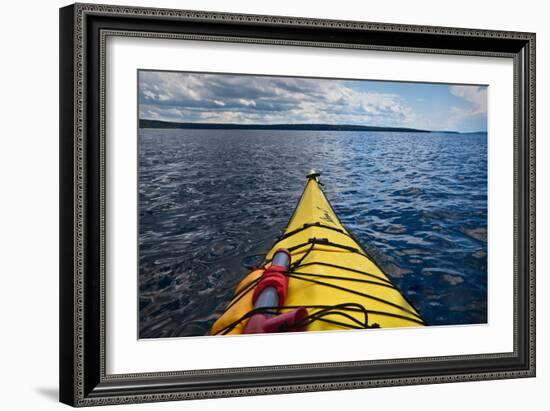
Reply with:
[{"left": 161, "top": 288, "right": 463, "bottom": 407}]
[{"left": 210, "top": 171, "right": 425, "bottom": 335}]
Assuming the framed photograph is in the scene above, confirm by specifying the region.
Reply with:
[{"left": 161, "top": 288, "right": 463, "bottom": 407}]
[{"left": 59, "top": 3, "right": 535, "bottom": 407}]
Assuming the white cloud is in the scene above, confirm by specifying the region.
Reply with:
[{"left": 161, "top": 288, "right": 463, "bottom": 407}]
[
  {"left": 139, "top": 71, "right": 417, "bottom": 127},
  {"left": 449, "top": 85, "right": 487, "bottom": 115},
  {"left": 440, "top": 85, "right": 489, "bottom": 131}
]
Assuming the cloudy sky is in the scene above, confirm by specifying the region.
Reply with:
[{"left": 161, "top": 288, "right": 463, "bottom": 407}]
[{"left": 139, "top": 70, "right": 487, "bottom": 132}]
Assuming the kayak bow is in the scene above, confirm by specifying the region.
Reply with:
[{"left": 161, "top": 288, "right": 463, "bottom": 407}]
[{"left": 210, "top": 172, "right": 425, "bottom": 335}]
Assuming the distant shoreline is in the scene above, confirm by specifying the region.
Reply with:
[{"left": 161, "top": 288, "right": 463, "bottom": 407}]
[{"left": 139, "top": 119, "right": 482, "bottom": 134}]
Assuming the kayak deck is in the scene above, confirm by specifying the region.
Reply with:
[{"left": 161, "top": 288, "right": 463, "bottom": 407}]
[{"left": 210, "top": 173, "right": 425, "bottom": 335}]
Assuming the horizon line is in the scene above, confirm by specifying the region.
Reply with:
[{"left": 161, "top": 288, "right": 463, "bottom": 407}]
[{"left": 138, "top": 118, "right": 487, "bottom": 134}]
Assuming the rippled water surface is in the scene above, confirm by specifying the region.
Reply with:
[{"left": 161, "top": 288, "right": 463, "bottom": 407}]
[{"left": 139, "top": 129, "right": 487, "bottom": 338}]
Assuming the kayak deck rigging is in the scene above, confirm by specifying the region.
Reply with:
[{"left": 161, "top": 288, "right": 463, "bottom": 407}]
[{"left": 210, "top": 172, "right": 425, "bottom": 335}]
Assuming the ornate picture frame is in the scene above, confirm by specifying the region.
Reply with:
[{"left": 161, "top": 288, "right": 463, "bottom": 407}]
[{"left": 59, "top": 3, "right": 535, "bottom": 407}]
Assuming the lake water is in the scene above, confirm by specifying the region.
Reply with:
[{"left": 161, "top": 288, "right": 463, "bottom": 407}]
[{"left": 138, "top": 128, "right": 487, "bottom": 338}]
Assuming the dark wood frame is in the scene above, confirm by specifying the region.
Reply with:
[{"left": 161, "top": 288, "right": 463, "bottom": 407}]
[{"left": 60, "top": 3, "right": 536, "bottom": 407}]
